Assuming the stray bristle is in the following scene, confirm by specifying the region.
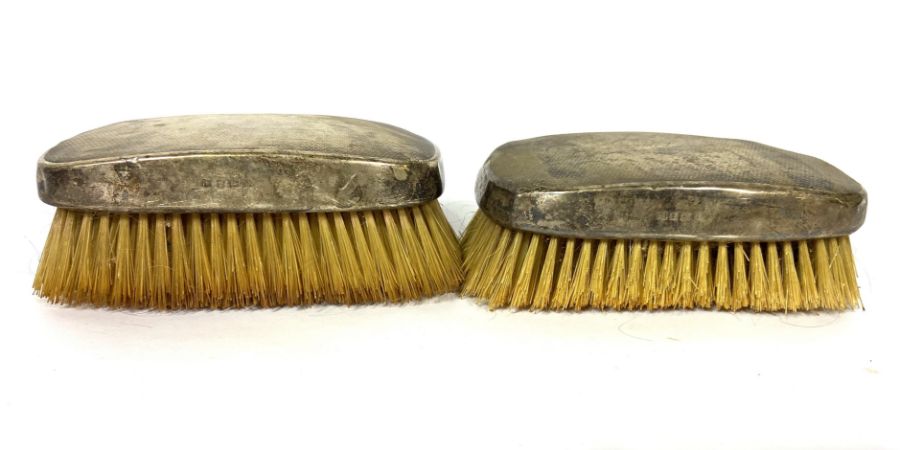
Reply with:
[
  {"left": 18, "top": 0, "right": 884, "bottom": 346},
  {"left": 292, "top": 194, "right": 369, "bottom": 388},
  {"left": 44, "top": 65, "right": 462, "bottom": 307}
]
[
  {"left": 462, "top": 211, "right": 861, "bottom": 311},
  {"left": 33, "top": 201, "right": 462, "bottom": 309}
]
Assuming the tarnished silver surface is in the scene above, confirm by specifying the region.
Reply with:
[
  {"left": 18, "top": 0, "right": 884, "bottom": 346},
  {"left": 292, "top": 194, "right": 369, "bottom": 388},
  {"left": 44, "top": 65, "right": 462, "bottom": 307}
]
[
  {"left": 37, "top": 115, "right": 443, "bottom": 212},
  {"left": 476, "top": 132, "right": 867, "bottom": 241}
]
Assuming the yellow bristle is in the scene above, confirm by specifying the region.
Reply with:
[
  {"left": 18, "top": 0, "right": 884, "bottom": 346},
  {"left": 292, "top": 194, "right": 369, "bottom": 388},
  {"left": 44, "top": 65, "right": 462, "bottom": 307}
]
[
  {"left": 260, "top": 213, "right": 286, "bottom": 305},
  {"left": 241, "top": 214, "right": 267, "bottom": 305},
  {"left": 713, "top": 243, "right": 730, "bottom": 309},
  {"left": 349, "top": 212, "right": 381, "bottom": 300},
  {"left": 731, "top": 243, "right": 749, "bottom": 310},
  {"left": 381, "top": 209, "right": 416, "bottom": 299},
  {"left": 460, "top": 210, "right": 487, "bottom": 250},
  {"left": 225, "top": 213, "right": 251, "bottom": 306},
  {"left": 68, "top": 212, "right": 94, "bottom": 302},
  {"left": 473, "top": 227, "right": 512, "bottom": 299},
  {"left": 460, "top": 213, "right": 862, "bottom": 311},
  {"left": 549, "top": 238, "right": 576, "bottom": 310},
  {"left": 296, "top": 213, "right": 322, "bottom": 303},
  {"left": 748, "top": 243, "right": 768, "bottom": 311},
  {"left": 207, "top": 214, "right": 227, "bottom": 304},
  {"left": 423, "top": 202, "right": 463, "bottom": 282},
  {"left": 765, "top": 242, "right": 784, "bottom": 311},
  {"left": 396, "top": 208, "right": 434, "bottom": 297},
  {"left": 35, "top": 201, "right": 461, "bottom": 308},
  {"left": 430, "top": 204, "right": 463, "bottom": 254},
  {"left": 605, "top": 240, "right": 627, "bottom": 309},
  {"left": 33, "top": 209, "right": 66, "bottom": 292},
  {"left": 623, "top": 240, "right": 644, "bottom": 309},
  {"left": 531, "top": 237, "right": 558, "bottom": 310},
  {"left": 672, "top": 242, "right": 693, "bottom": 309},
  {"left": 188, "top": 213, "right": 213, "bottom": 308},
  {"left": 509, "top": 234, "right": 541, "bottom": 309},
  {"left": 828, "top": 238, "right": 852, "bottom": 309},
  {"left": 169, "top": 214, "right": 191, "bottom": 308},
  {"left": 58, "top": 212, "right": 80, "bottom": 299},
  {"left": 279, "top": 213, "right": 303, "bottom": 305},
  {"left": 588, "top": 240, "right": 609, "bottom": 309},
  {"left": 641, "top": 240, "right": 660, "bottom": 309},
  {"left": 151, "top": 214, "right": 170, "bottom": 310},
  {"left": 782, "top": 241, "right": 801, "bottom": 312},
  {"left": 570, "top": 240, "right": 593, "bottom": 311},
  {"left": 689, "top": 241, "right": 712, "bottom": 308},
  {"left": 332, "top": 213, "right": 366, "bottom": 301},
  {"left": 656, "top": 241, "right": 676, "bottom": 309},
  {"left": 838, "top": 236, "right": 861, "bottom": 306},
  {"left": 488, "top": 230, "right": 524, "bottom": 309},
  {"left": 133, "top": 213, "right": 152, "bottom": 305},
  {"left": 694, "top": 242, "right": 712, "bottom": 309},
  {"left": 508, "top": 232, "right": 532, "bottom": 307},
  {"left": 461, "top": 212, "right": 503, "bottom": 295},
  {"left": 49, "top": 210, "right": 78, "bottom": 301},
  {"left": 814, "top": 239, "right": 838, "bottom": 309},
  {"left": 316, "top": 212, "right": 347, "bottom": 303},
  {"left": 412, "top": 206, "right": 451, "bottom": 293},
  {"left": 92, "top": 213, "right": 112, "bottom": 303},
  {"left": 460, "top": 212, "right": 490, "bottom": 265},
  {"left": 362, "top": 210, "right": 399, "bottom": 300},
  {"left": 796, "top": 240, "right": 817, "bottom": 310},
  {"left": 111, "top": 214, "right": 132, "bottom": 308}
]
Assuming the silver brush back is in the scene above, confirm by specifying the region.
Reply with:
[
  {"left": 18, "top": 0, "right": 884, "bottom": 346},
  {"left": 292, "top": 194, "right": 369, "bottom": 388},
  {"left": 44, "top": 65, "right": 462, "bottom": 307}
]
[
  {"left": 475, "top": 132, "right": 866, "bottom": 241},
  {"left": 38, "top": 114, "right": 443, "bottom": 213}
]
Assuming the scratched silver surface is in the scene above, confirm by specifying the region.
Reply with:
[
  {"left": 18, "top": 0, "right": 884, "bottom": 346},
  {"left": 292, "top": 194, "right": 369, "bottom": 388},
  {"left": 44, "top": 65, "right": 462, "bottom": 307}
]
[
  {"left": 37, "top": 115, "right": 443, "bottom": 212},
  {"left": 476, "top": 132, "right": 867, "bottom": 241}
]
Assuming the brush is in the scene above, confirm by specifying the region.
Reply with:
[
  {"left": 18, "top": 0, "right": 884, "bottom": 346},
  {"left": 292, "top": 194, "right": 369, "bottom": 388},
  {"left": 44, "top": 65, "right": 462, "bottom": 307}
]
[
  {"left": 33, "top": 114, "right": 462, "bottom": 309},
  {"left": 461, "top": 132, "right": 866, "bottom": 311}
]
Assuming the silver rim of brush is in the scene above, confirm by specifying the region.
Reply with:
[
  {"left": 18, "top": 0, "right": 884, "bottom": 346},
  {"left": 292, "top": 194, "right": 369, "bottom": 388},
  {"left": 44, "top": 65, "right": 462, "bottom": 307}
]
[
  {"left": 475, "top": 132, "right": 866, "bottom": 242},
  {"left": 37, "top": 114, "right": 443, "bottom": 213}
]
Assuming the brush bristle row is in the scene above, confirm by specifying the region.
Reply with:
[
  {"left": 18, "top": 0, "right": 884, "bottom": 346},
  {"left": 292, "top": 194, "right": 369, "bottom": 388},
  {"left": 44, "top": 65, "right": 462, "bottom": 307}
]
[
  {"left": 33, "top": 201, "right": 462, "bottom": 309},
  {"left": 461, "top": 212, "right": 861, "bottom": 311}
]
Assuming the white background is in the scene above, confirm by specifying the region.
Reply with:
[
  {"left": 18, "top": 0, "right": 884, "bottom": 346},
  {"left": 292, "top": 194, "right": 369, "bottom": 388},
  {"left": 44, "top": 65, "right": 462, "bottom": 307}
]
[{"left": 0, "top": 1, "right": 897, "bottom": 449}]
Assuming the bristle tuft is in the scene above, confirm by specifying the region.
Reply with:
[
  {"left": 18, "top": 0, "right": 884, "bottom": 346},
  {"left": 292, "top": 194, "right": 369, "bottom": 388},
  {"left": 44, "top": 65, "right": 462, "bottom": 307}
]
[
  {"left": 624, "top": 240, "right": 644, "bottom": 309},
  {"left": 588, "top": 240, "right": 608, "bottom": 309},
  {"left": 570, "top": 240, "right": 593, "bottom": 311},
  {"left": 549, "top": 238, "right": 576, "bottom": 310},
  {"left": 782, "top": 241, "right": 801, "bottom": 312},
  {"left": 673, "top": 242, "right": 694, "bottom": 308},
  {"left": 656, "top": 241, "right": 676, "bottom": 309},
  {"left": 838, "top": 236, "right": 861, "bottom": 308},
  {"left": 296, "top": 213, "right": 322, "bottom": 303},
  {"left": 133, "top": 214, "right": 152, "bottom": 306},
  {"left": 766, "top": 242, "right": 784, "bottom": 311},
  {"left": 488, "top": 230, "right": 523, "bottom": 309},
  {"left": 279, "top": 213, "right": 302, "bottom": 304},
  {"left": 151, "top": 214, "right": 170, "bottom": 309},
  {"left": 531, "top": 236, "right": 558, "bottom": 310},
  {"left": 111, "top": 214, "right": 133, "bottom": 307},
  {"left": 93, "top": 214, "right": 112, "bottom": 303},
  {"left": 605, "top": 240, "right": 627, "bottom": 309},
  {"left": 332, "top": 212, "right": 367, "bottom": 302},
  {"left": 814, "top": 239, "right": 837, "bottom": 309},
  {"left": 713, "top": 243, "right": 730, "bottom": 309},
  {"left": 641, "top": 241, "right": 660, "bottom": 309},
  {"left": 748, "top": 242, "right": 768, "bottom": 311},
  {"left": 694, "top": 242, "right": 712, "bottom": 309},
  {"left": 207, "top": 214, "right": 227, "bottom": 305},
  {"left": 509, "top": 234, "right": 541, "bottom": 309}
]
